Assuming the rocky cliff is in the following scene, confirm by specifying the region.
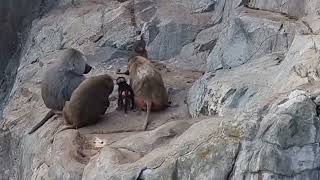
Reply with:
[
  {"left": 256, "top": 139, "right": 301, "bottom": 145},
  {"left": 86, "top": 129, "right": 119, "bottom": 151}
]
[{"left": 1, "top": 0, "right": 320, "bottom": 179}]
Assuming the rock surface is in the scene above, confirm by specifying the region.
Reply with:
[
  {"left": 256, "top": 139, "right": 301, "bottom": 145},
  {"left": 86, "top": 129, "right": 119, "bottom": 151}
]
[
  {"left": 0, "top": 0, "right": 56, "bottom": 119},
  {"left": 2, "top": 0, "right": 320, "bottom": 180}
]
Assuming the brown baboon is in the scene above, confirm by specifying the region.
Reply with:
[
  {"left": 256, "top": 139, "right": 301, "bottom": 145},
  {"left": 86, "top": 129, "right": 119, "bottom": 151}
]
[
  {"left": 61, "top": 74, "right": 114, "bottom": 130},
  {"left": 28, "top": 48, "right": 92, "bottom": 134},
  {"left": 127, "top": 56, "right": 168, "bottom": 130}
]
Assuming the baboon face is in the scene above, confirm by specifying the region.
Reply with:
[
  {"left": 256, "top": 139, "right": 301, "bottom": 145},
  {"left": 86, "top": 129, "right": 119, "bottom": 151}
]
[
  {"left": 133, "top": 40, "right": 146, "bottom": 54},
  {"left": 70, "top": 58, "right": 86, "bottom": 75},
  {"left": 135, "top": 45, "right": 145, "bottom": 53},
  {"left": 64, "top": 48, "right": 91, "bottom": 75},
  {"left": 84, "top": 64, "right": 92, "bottom": 74},
  {"left": 116, "top": 77, "right": 126, "bottom": 85}
]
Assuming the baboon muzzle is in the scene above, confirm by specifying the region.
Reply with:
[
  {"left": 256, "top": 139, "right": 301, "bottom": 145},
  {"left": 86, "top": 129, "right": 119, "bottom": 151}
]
[{"left": 84, "top": 64, "right": 92, "bottom": 74}]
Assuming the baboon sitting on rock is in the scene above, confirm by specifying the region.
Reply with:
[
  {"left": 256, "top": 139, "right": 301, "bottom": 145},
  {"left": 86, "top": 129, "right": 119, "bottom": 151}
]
[
  {"left": 29, "top": 48, "right": 92, "bottom": 134},
  {"left": 61, "top": 74, "right": 114, "bottom": 130},
  {"left": 119, "top": 55, "right": 169, "bottom": 130}
]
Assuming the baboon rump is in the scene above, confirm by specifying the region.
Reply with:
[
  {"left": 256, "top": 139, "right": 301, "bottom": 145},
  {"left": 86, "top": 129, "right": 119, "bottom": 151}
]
[
  {"left": 128, "top": 56, "right": 168, "bottom": 111},
  {"left": 63, "top": 74, "right": 114, "bottom": 128}
]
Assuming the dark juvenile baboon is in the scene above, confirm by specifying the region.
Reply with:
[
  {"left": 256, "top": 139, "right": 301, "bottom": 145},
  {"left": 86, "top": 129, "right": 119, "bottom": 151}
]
[
  {"left": 127, "top": 56, "right": 168, "bottom": 130},
  {"left": 28, "top": 48, "right": 92, "bottom": 134},
  {"left": 115, "top": 35, "right": 148, "bottom": 76},
  {"left": 116, "top": 76, "right": 134, "bottom": 113},
  {"left": 61, "top": 74, "right": 114, "bottom": 129},
  {"left": 132, "top": 35, "right": 148, "bottom": 58},
  {"left": 130, "top": 35, "right": 169, "bottom": 72}
]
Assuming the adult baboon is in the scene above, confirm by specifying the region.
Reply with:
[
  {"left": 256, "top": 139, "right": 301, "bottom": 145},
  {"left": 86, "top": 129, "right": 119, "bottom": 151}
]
[
  {"left": 127, "top": 56, "right": 168, "bottom": 130},
  {"left": 28, "top": 48, "right": 92, "bottom": 134},
  {"left": 61, "top": 74, "right": 114, "bottom": 129}
]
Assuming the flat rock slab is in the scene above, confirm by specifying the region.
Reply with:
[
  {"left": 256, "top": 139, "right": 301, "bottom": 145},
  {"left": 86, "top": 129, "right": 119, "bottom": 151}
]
[{"left": 76, "top": 65, "right": 202, "bottom": 134}]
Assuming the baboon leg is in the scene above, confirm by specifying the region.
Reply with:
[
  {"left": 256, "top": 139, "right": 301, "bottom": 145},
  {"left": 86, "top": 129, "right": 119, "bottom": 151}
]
[
  {"left": 130, "top": 91, "right": 135, "bottom": 110},
  {"left": 117, "top": 91, "right": 123, "bottom": 111},
  {"left": 124, "top": 91, "right": 128, "bottom": 113},
  {"left": 143, "top": 101, "right": 151, "bottom": 130}
]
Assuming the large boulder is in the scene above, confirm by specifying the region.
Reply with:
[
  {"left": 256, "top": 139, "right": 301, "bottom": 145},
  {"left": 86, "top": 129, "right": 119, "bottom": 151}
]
[
  {"left": 206, "top": 8, "right": 300, "bottom": 71},
  {"left": 134, "top": 0, "right": 214, "bottom": 61},
  {"left": 188, "top": 34, "right": 320, "bottom": 179},
  {"left": 247, "top": 0, "right": 320, "bottom": 18}
]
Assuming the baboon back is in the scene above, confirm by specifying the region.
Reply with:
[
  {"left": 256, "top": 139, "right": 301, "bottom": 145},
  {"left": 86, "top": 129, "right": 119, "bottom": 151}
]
[
  {"left": 41, "top": 69, "right": 85, "bottom": 111},
  {"left": 64, "top": 75, "right": 113, "bottom": 127},
  {"left": 129, "top": 59, "right": 168, "bottom": 110}
]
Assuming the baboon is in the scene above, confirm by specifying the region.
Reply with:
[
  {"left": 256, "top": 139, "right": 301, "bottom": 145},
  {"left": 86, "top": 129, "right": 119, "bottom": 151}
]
[
  {"left": 126, "top": 56, "right": 168, "bottom": 130},
  {"left": 132, "top": 35, "right": 148, "bottom": 58},
  {"left": 131, "top": 35, "right": 168, "bottom": 72},
  {"left": 28, "top": 48, "right": 92, "bottom": 134},
  {"left": 61, "top": 74, "right": 114, "bottom": 130},
  {"left": 115, "top": 35, "right": 148, "bottom": 75},
  {"left": 116, "top": 76, "right": 134, "bottom": 113}
]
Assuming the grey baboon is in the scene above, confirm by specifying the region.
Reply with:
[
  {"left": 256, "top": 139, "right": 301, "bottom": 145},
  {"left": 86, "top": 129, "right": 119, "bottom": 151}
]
[{"left": 28, "top": 48, "right": 92, "bottom": 134}]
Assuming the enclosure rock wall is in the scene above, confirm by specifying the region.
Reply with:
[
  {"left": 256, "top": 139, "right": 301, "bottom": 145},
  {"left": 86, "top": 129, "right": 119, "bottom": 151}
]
[{"left": 2, "top": 0, "right": 320, "bottom": 179}]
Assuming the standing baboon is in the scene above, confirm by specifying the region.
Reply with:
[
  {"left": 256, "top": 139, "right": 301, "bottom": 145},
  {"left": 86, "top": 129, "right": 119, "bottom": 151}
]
[
  {"left": 127, "top": 56, "right": 168, "bottom": 130},
  {"left": 28, "top": 48, "right": 92, "bottom": 134},
  {"left": 61, "top": 74, "right": 114, "bottom": 129},
  {"left": 132, "top": 35, "right": 148, "bottom": 58}
]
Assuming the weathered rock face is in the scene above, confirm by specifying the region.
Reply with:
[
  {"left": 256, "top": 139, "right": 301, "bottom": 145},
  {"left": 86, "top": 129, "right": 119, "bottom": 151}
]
[
  {"left": 134, "top": 0, "right": 213, "bottom": 63},
  {"left": 207, "top": 8, "right": 299, "bottom": 71},
  {"left": 187, "top": 5, "right": 320, "bottom": 179},
  {"left": 2, "top": 0, "right": 320, "bottom": 179},
  {"left": 0, "top": 0, "right": 57, "bottom": 118},
  {"left": 247, "top": 0, "right": 320, "bottom": 18},
  {"left": 0, "top": 0, "right": 52, "bottom": 74}
]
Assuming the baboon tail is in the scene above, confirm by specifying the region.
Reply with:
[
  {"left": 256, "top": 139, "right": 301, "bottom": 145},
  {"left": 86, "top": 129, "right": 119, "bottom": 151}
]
[
  {"left": 143, "top": 101, "right": 151, "bottom": 130},
  {"left": 28, "top": 110, "right": 55, "bottom": 134}
]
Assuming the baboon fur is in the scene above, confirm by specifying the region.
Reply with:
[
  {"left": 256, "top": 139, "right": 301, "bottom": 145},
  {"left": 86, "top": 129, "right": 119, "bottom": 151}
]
[
  {"left": 62, "top": 74, "right": 114, "bottom": 129},
  {"left": 41, "top": 48, "right": 92, "bottom": 111},
  {"left": 132, "top": 36, "right": 148, "bottom": 58},
  {"left": 28, "top": 48, "right": 92, "bottom": 134},
  {"left": 116, "top": 76, "right": 134, "bottom": 113},
  {"left": 128, "top": 56, "right": 168, "bottom": 130}
]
